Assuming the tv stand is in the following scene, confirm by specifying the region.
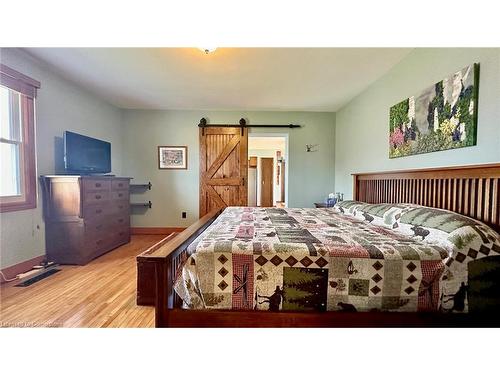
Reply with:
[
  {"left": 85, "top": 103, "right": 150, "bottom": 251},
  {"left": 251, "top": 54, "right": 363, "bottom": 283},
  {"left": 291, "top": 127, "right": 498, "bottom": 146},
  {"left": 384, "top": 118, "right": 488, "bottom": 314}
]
[{"left": 40, "top": 175, "right": 132, "bottom": 265}]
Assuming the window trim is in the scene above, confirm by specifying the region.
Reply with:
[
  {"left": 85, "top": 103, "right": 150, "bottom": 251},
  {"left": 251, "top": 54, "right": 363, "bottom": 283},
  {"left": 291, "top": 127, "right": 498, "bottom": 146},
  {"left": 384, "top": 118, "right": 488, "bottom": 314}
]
[{"left": 0, "top": 64, "right": 39, "bottom": 213}]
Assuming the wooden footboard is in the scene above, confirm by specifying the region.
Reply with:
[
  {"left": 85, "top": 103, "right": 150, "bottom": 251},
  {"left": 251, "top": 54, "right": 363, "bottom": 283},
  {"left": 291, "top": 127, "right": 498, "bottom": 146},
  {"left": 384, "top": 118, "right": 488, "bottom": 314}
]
[{"left": 136, "top": 208, "right": 222, "bottom": 327}]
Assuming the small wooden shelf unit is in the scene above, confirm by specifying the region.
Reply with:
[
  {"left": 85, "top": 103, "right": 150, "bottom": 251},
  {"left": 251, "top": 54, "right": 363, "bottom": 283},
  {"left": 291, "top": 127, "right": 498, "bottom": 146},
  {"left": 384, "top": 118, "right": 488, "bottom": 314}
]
[{"left": 130, "top": 181, "right": 152, "bottom": 209}]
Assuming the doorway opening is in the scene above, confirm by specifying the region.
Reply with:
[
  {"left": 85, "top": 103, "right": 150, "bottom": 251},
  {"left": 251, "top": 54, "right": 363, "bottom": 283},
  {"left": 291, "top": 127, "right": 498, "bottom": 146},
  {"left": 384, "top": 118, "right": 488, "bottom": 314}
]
[{"left": 248, "top": 134, "right": 288, "bottom": 208}]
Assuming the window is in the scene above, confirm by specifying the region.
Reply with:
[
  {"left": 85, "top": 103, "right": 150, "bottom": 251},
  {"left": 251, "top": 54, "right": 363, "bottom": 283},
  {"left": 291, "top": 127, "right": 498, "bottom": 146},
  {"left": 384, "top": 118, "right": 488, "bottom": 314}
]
[{"left": 0, "top": 64, "right": 39, "bottom": 212}]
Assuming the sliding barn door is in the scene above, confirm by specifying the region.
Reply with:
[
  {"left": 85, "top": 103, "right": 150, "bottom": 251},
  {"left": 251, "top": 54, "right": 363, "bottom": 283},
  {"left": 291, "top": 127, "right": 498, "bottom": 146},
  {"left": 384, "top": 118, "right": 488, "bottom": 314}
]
[{"left": 199, "top": 127, "right": 248, "bottom": 217}]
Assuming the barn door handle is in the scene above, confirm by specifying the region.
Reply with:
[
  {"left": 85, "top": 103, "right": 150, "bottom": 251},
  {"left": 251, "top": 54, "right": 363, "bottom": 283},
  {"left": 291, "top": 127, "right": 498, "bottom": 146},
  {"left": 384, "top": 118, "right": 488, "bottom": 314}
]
[{"left": 242, "top": 177, "right": 245, "bottom": 186}]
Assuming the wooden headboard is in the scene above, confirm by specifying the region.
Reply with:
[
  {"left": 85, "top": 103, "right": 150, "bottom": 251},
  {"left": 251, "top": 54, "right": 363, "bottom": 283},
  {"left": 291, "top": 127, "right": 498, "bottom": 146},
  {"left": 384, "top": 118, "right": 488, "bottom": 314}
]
[{"left": 352, "top": 163, "right": 500, "bottom": 231}]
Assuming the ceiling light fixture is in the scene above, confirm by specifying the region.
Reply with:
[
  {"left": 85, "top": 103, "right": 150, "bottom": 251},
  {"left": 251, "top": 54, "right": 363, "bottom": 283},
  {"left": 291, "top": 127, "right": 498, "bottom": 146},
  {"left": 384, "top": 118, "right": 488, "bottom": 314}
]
[{"left": 199, "top": 47, "right": 217, "bottom": 54}]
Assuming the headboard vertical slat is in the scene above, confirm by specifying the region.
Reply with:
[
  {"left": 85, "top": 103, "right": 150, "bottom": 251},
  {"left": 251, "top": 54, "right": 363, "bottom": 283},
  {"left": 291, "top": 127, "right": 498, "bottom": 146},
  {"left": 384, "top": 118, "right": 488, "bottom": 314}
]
[
  {"left": 448, "top": 179, "right": 452, "bottom": 210},
  {"left": 452, "top": 179, "right": 457, "bottom": 212},
  {"left": 429, "top": 179, "right": 433, "bottom": 206},
  {"left": 492, "top": 178, "right": 498, "bottom": 226},
  {"left": 410, "top": 179, "right": 414, "bottom": 203},
  {"left": 477, "top": 178, "right": 483, "bottom": 220},
  {"left": 441, "top": 179, "right": 445, "bottom": 209},
  {"left": 394, "top": 180, "right": 398, "bottom": 203},
  {"left": 421, "top": 179, "right": 425, "bottom": 206},
  {"left": 418, "top": 179, "right": 423, "bottom": 206},
  {"left": 414, "top": 180, "right": 419, "bottom": 205},
  {"left": 424, "top": 178, "right": 431, "bottom": 206},
  {"left": 387, "top": 180, "right": 391, "bottom": 203},
  {"left": 470, "top": 179, "right": 477, "bottom": 217},
  {"left": 457, "top": 179, "right": 463, "bottom": 214},
  {"left": 439, "top": 179, "right": 443, "bottom": 207},
  {"left": 431, "top": 179, "right": 436, "bottom": 207},
  {"left": 352, "top": 163, "right": 500, "bottom": 232},
  {"left": 464, "top": 179, "right": 470, "bottom": 216},
  {"left": 484, "top": 178, "right": 491, "bottom": 223}
]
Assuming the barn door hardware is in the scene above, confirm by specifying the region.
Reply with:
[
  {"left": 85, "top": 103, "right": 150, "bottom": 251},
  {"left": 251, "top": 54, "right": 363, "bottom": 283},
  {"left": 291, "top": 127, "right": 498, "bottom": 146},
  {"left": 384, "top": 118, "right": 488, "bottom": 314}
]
[{"left": 198, "top": 118, "right": 301, "bottom": 136}]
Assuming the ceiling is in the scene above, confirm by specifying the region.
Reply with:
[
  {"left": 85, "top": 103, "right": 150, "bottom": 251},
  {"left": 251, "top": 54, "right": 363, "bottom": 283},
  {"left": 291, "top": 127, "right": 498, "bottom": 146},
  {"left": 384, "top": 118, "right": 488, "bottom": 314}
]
[{"left": 24, "top": 48, "right": 412, "bottom": 111}]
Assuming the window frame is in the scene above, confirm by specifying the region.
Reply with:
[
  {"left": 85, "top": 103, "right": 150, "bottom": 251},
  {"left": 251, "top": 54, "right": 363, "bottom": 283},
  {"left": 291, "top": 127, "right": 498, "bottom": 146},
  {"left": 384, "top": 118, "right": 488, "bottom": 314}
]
[{"left": 0, "top": 64, "right": 39, "bottom": 213}]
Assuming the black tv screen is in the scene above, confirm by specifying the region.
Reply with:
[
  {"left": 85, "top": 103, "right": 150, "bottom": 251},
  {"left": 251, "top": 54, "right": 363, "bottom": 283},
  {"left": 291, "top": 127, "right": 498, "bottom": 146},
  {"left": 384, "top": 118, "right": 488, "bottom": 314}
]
[{"left": 64, "top": 131, "right": 111, "bottom": 174}]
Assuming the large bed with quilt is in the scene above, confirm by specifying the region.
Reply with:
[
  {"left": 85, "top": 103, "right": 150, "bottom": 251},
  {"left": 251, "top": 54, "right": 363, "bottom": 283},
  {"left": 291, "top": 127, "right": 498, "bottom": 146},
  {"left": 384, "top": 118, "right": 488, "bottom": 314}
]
[{"left": 137, "top": 163, "right": 500, "bottom": 327}]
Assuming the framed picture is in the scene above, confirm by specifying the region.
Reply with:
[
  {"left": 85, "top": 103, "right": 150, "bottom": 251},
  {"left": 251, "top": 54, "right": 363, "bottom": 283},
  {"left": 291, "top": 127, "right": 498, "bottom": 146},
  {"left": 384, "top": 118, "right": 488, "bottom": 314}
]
[{"left": 158, "top": 146, "right": 188, "bottom": 169}]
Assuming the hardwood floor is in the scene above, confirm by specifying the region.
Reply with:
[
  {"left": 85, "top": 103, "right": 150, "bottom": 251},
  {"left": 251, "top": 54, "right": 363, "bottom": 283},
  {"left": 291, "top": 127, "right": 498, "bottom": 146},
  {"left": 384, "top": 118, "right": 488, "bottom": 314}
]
[{"left": 0, "top": 235, "right": 165, "bottom": 328}]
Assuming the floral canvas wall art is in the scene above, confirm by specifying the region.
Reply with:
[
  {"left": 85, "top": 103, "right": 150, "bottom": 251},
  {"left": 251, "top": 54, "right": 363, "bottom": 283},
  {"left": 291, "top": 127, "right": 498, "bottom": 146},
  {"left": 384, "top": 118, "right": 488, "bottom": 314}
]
[{"left": 389, "top": 63, "right": 479, "bottom": 158}]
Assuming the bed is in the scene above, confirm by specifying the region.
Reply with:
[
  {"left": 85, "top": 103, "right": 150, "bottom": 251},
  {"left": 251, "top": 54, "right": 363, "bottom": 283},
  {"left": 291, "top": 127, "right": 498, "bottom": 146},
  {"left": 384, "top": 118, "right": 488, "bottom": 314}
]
[{"left": 137, "top": 163, "right": 500, "bottom": 327}]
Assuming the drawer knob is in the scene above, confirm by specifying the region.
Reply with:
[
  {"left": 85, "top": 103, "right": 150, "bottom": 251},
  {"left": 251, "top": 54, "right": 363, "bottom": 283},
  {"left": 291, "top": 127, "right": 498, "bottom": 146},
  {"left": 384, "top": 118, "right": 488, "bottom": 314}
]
[
  {"left": 118, "top": 183, "right": 123, "bottom": 187},
  {"left": 96, "top": 209, "right": 102, "bottom": 214},
  {"left": 118, "top": 205, "right": 123, "bottom": 209},
  {"left": 95, "top": 194, "right": 101, "bottom": 199},
  {"left": 118, "top": 193, "right": 123, "bottom": 197},
  {"left": 95, "top": 183, "right": 101, "bottom": 187},
  {"left": 118, "top": 219, "right": 124, "bottom": 223}
]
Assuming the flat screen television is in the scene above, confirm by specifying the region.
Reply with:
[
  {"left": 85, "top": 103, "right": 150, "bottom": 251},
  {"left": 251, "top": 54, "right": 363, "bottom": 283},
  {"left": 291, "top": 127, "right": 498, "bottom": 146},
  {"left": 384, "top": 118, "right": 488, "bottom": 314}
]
[{"left": 64, "top": 131, "right": 111, "bottom": 174}]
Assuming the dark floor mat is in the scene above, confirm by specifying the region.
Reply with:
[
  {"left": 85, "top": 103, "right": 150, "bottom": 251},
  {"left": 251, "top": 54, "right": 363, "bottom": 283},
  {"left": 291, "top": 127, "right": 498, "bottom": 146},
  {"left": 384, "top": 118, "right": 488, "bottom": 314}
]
[{"left": 14, "top": 268, "right": 61, "bottom": 287}]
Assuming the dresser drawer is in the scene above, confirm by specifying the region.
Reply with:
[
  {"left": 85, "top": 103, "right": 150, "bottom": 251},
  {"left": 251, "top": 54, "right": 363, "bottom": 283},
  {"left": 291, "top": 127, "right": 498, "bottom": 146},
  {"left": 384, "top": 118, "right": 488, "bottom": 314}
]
[
  {"left": 86, "top": 235, "right": 110, "bottom": 255},
  {"left": 110, "top": 201, "right": 129, "bottom": 215},
  {"left": 84, "top": 219, "right": 109, "bottom": 236},
  {"left": 110, "top": 215, "right": 129, "bottom": 228},
  {"left": 82, "top": 203, "right": 111, "bottom": 219},
  {"left": 111, "top": 190, "right": 129, "bottom": 201},
  {"left": 111, "top": 179, "right": 129, "bottom": 191},
  {"left": 110, "top": 227, "right": 130, "bottom": 247},
  {"left": 82, "top": 178, "right": 111, "bottom": 192},
  {"left": 84, "top": 191, "right": 110, "bottom": 204}
]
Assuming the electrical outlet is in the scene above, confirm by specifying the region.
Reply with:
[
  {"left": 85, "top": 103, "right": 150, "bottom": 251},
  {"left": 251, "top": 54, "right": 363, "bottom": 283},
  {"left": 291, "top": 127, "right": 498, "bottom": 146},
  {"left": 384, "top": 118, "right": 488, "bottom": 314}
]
[{"left": 182, "top": 212, "right": 187, "bottom": 219}]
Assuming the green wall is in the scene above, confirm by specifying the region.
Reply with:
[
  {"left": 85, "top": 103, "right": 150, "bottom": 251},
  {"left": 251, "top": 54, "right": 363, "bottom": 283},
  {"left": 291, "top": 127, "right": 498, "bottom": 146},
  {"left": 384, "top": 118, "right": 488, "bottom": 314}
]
[
  {"left": 0, "top": 48, "right": 124, "bottom": 268},
  {"left": 335, "top": 48, "right": 500, "bottom": 198},
  {"left": 122, "top": 110, "right": 335, "bottom": 227}
]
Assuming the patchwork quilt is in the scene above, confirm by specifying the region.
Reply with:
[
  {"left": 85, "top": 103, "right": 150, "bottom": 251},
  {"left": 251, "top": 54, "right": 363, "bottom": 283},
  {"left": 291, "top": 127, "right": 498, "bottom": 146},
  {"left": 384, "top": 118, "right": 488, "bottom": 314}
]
[{"left": 173, "top": 204, "right": 500, "bottom": 313}]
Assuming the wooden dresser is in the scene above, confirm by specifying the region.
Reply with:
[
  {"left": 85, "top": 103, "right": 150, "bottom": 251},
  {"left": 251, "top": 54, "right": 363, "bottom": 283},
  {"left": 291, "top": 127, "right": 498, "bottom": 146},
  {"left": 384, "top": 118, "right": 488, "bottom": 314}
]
[{"left": 40, "top": 175, "right": 132, "bottom": 265}]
